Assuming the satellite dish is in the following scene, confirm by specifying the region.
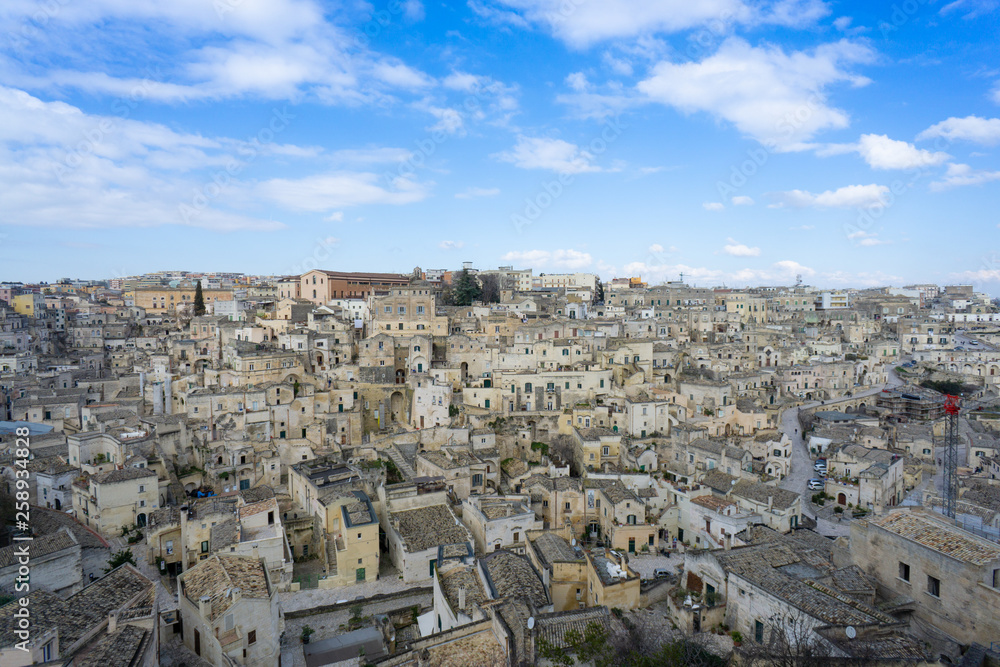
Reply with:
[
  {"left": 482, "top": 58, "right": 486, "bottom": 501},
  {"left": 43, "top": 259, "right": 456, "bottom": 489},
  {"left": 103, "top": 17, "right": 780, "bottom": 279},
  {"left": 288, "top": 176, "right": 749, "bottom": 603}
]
[
  {"left": 571, "top": 538, "right": 576, "bottom": 546},
  {"left": 527, "top": 617, "right": 535, "bottom": 629},
  {"left": 845, "top": 626, "right": 856, "bottom": 639}
]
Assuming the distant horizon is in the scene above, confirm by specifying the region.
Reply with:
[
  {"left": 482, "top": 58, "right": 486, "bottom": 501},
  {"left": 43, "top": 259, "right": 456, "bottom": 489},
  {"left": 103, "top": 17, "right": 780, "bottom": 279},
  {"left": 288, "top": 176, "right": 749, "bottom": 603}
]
[{"left": 2, "top": 268, "right": 994, "bottom": 299}]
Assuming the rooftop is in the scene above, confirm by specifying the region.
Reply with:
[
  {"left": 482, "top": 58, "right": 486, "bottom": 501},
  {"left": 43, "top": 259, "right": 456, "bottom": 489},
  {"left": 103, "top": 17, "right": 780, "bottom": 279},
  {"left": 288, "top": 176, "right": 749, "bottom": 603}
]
[
  {"left": 870, "top": 510, "right": 1000, "bottom": 566},
  {"left": 389, "top": 504, "right": 471, "bottom": 553},
  {"left": 480, "top": 549, "right": 548, "bottom": 607},
  {"left": 180, "top": 554, "right": 271, "bottom": 620}
]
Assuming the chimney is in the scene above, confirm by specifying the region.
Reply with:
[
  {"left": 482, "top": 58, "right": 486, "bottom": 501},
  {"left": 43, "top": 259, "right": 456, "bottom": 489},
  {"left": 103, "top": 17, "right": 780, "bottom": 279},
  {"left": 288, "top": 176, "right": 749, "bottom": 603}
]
[
  {"left": 724, "top": 534, "right": 732, "bottom": 551},
  {"left": 108, "top": 610, "right": 118, "bottom": 634},
  {"left": 199, "top": 595, "right": 212, "bottom": 618},
  {"left": 458, "top": 586, "right": 466, "bottom": 611},
  {"left": 767, "top": 495, "right": 773, "bottom": 512}
]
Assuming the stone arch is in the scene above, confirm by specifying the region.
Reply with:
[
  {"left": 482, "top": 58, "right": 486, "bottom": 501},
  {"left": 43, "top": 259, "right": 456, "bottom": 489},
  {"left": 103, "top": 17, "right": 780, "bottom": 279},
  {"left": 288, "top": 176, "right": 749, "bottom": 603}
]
[
  {"left": 136, "top": 512, "right": 147, "bottom": 527},
  {"left": 837, "top": 493, "right": 846, "bottom": 505}
]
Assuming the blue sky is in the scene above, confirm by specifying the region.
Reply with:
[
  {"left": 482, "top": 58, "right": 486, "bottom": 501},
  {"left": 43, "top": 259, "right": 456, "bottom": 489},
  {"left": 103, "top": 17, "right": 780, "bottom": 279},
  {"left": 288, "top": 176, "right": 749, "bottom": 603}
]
[{"left": 1, "top": 0, "right": 999, "bottom": 291}]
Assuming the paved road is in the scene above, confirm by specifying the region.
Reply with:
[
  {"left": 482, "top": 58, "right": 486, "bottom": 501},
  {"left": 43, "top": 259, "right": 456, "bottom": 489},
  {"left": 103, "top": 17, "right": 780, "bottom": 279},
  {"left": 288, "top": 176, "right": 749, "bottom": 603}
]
[{"left": 777, "top": 366, "right": 906, "bottom": 538}]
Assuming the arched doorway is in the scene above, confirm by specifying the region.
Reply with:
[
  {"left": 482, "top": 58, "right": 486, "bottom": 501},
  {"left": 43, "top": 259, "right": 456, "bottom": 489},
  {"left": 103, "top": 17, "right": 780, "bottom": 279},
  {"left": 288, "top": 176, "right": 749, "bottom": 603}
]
[
  {"left": 54, "top": 498, "right": 61, "bottom": 510},
  {"left": 136, "top": 513, "right": 147, "bottom": 527},
  {"left": 460, "top": 362, "right": 469, "bottom": 382},
  {"left": 837, "top": 493, "right": 846, "bottom": 505}
]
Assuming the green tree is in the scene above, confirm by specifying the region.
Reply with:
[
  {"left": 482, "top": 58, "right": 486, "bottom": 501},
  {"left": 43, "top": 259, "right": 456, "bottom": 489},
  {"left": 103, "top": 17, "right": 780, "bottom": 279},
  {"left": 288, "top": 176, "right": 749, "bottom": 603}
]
[
  {"left": 451, "top": 269, "right": 482, "bottom": 306},
  {"left": 594, "top": 280, "right": 605, "bottom": 304},
  {"left": 104, "top": 548, "right": 137, "bottom": 573},
  {"left": 193, "top": 280, "right": 206, "bottom": 316}
]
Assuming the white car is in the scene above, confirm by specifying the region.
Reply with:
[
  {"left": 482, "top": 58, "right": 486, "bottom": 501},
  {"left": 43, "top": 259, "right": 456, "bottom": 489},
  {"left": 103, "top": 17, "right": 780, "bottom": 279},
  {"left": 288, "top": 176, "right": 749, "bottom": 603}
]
[{"left": 807, "top": 479, "right": 824, "bottom": 490}]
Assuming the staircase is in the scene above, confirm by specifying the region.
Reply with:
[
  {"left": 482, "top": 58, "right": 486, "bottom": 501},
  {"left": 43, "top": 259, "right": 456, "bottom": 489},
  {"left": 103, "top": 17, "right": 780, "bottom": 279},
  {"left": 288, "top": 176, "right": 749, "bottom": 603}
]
[{"left": 385, "top": 444, "right": 416, "bottom": 481}]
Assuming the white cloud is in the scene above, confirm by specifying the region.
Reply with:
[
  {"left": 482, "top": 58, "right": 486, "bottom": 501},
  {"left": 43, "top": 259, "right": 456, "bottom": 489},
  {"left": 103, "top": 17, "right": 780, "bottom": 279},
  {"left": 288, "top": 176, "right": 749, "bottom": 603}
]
[
  {"left": 328, "top": 147, "right": 414, "bottom": 164},
  {"left": 480, "top": 0, "right": 830, "bottom": 48},
  {"left": 501, "top": 249, "right": 593, "bottom": 270},
  {"left": 0, "top": 85, "right": 290, "bottom": 231},
  {"left": 0, "top": 1, "right": 443, "bottom": 107},
  {"left": 403, "top": 0, "right": 426, "bottom": 21},
  {"left": 423, "top": 105, "right": 465, "bottom": 134},
  {"left": 722, "top": 238, "right": 761, "bottom": 256},
  {"left": 952, "top": 269, "right": 1000, "bottom": 283},
  {"left": 566, "top": 72, "right": 590, "bottom": 92},
  {"left": 771, "top": 183, "right": 889, "bottom": 208},
  {"left": 649, "top": 244, "right": 664, "bottom": 253},
  {"left": 732, "top": 195, "right": 754, "bottom": 205},
  {"left": 850, "top": 134, "right": 951, "bottom": 169},
  {"left": 917, "top": 116, "right": 1000, "bottom": 145},
  {"left": 820, "top": 270, "right": 902, "bottom": 287},
  {"left": 637, "top": 37, "right": 873, "bottom": 150},
  {"left": 494, "top": 136, "right": 602, "bottom": 173},
  {"left": 703, "top": 202, "right": 725, "bottom": 211},
  {"left": 847, "top": 230, "right": 890, "bottom": 246},
  {"left": 833, "top": 16, "right": 852, "bottom": 30},
  {"left": 930, "top": 163, "right": 1000, "bottom": 191},
  {"left": 467, "top": 0, "right": 531, "bottom": 29},
  {"left": 439, "top": 240, "right": 465, "bottom": 250},
  {"left": 455, "top": 186, "right": 501, "bottom": 199},
  {"left": 621, "top": 259, "right": 813, "bottom": 286},
  {"left": 255, "top": 172, "right": 431, "bottom": 211},
  {"left": 325, "top": 212, "right": 344, "bottom": 222}
]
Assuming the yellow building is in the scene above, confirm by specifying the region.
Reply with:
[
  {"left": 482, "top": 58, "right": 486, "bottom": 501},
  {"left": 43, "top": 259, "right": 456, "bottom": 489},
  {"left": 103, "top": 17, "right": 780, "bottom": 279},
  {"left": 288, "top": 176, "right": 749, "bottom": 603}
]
[
  {"left": 12, "top": 293, "right": 44, "bottom": 317},
  {"left": 134, "top": 287, "right": 234, "bottom": 313}
]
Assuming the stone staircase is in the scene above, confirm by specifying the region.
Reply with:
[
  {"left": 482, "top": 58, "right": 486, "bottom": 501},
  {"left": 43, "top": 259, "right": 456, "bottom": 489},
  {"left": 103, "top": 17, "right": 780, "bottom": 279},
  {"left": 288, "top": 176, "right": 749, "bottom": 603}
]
[{"left": 385, "top": 444, "right": 416, "bottom": 480}]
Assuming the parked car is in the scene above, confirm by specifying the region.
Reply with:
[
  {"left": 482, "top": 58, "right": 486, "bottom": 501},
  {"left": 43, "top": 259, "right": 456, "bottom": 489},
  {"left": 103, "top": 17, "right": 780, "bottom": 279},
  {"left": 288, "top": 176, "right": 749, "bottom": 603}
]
[{"left": 808, "top": 479, "right": 824, "bottom": 490}]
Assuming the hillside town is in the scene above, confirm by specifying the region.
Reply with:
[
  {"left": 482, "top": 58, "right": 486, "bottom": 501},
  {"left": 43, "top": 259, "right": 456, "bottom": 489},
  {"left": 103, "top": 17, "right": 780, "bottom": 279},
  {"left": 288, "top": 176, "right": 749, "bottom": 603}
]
[{"left": 2, "top": 268, "right": 1000, "bottom": 666}]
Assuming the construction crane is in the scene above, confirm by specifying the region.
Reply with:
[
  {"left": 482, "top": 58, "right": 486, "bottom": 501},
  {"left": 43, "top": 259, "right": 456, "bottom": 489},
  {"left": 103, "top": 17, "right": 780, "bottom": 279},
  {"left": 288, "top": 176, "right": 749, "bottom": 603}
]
[{"left": 942, "top": 395, "right": 961, "bottom": 520}]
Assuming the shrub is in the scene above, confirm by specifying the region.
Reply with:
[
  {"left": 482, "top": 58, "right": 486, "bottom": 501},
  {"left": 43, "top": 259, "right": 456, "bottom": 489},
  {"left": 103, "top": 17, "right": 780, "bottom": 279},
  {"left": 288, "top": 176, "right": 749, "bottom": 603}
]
[
  {"left": 731, "top": 631, "right": 743, "bottom": 644},
  {"left": 833, "top": 506, "right": 844, "bottom": 514}
]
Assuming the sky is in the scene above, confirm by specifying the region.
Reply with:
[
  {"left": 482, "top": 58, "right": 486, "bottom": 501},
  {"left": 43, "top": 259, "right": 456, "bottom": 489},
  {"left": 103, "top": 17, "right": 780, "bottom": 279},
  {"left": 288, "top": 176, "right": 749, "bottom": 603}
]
[{"left": 0, "top": 0, "right": 999, "bottom": 291}]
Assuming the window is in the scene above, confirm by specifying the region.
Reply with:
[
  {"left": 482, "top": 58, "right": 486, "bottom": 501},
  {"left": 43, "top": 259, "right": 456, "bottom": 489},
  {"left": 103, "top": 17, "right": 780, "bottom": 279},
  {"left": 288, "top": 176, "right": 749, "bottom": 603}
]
[
  {"left": 898, "top": 562, "right": 910, "bottom": 582},
  {"left": 201, "top": 541, "right": 209, "bottom": 553},
  {"left": 602, "top": 446, "right": 610, "bottom": 456},
  {"left": 754, "top": 620, "right": 764, "bottom": 643},
  {"left": 166, "top": 540, "right": 174, "bottom": 555},
  {"left": 927, "top": 575, "right": 940, "bottom": 597},
  {"left": 248, "top": 630, "right": 256, "bottom": 645}
]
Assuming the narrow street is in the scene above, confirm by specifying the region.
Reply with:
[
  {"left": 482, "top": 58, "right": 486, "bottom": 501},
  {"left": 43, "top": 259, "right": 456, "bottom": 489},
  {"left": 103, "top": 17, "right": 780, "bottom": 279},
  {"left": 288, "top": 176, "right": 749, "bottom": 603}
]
[{"left": 778, "top": 362, "right": 906, "bottom": 538}]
